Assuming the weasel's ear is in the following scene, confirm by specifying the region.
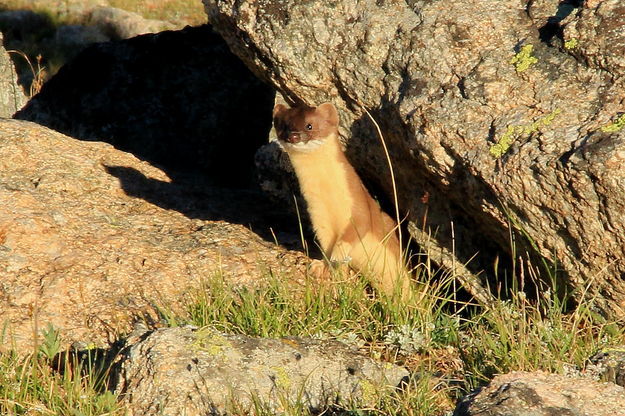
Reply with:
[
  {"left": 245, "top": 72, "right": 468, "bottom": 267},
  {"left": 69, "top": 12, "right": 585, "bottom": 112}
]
[
  {"left": 316, "top": 102, "right": 339, "bottom": 126},
  {"left": 273, "top": 103, "right": 288, "bottom": 119}
]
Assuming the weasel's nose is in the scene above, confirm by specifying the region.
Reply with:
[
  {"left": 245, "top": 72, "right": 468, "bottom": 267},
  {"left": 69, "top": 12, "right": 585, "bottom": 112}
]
[{"left": 287, "top": 132, "right": 301, "bottom": 143}]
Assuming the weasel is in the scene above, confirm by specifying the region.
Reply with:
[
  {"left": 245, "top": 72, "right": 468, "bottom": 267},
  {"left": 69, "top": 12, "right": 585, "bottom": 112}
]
[{"left": 273, "top": 102, "right": 410, "bottom": 297}]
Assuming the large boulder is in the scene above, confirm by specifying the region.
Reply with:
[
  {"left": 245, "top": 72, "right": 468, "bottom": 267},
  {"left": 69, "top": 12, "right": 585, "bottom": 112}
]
[
  {"left": 0, "top": 119, "right": 306, "bottom": 352},
  {"left": 0, "top": 32, "right": 27, "bottom": 116},
  {"left": 114, "top": 326, "right": 408, "bottom": 415},
  {"left": 203, "top": 0, "right": 625, "bottom": 315},
  {"left": 15, "top": 25, "right": 275, "bottom": 186}
]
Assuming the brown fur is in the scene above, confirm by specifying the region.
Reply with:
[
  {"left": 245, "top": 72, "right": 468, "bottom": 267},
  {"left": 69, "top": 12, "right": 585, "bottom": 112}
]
[{"left": 273, "top": 102, "right": 410, "bottom": 297}]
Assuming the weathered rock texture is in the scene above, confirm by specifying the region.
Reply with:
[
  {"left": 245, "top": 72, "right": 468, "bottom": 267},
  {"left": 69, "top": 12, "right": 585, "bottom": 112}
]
[
  {"left": 454, "top": 371, "right": 625, "bottom": 416},
  {"left": 203, "top": 0, "right": 625, "bottom": 315},
  {"left": 0, "top": 32, "right": 27, "bottom": 117},
  {"left": 0, "top": 119, "right": 307, "bottom": 351},
  {"left": 15, "top": 25, "right": 275, "bottom": 186},
  {"left": 114, "top": 326, "right": 408, "bottom": 415}
]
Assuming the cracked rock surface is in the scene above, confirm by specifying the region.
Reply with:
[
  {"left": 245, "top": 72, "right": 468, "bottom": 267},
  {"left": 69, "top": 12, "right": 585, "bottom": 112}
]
[{"left": 0, "top": 33, "right": 26, "bottom": 117}]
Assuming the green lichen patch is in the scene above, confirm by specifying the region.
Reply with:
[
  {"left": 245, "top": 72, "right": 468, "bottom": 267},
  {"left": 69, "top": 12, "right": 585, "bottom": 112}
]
[
  {"left": 193, "top": 327, "right": 232, "bottom": 357},
  {"left": 359, "top": 378, "right": 381, "bottom": 404},
  {"left": 511, "top": 44, "right": 538, "bottom": 72},
  {"left": 564, "top": 38, "right": 579, "bottom": 50},
  {"left": 490, "top": 126, "right": 518, "bottom": 158},
  {"left": 489, "top": 109, "right": 561, "bottom": 158},
  {"left": 270, "top": 366, "right": 292, "bottom": 391},
  {"left": 601, "top": 114, "right": 625, "bottom": 133}
]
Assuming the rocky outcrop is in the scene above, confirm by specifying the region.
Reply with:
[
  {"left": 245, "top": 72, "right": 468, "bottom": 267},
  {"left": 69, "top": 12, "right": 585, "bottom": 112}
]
[
  {"left": 202, "top": 0, "right": 625, "bottom": 315},
  {"left": 0, "top": 119, "right": 307, "bottom": 351},
  {"left": 454, "top": 371, "right": 625, "bottom": 416},
  {"left": 86, "top": 7, "right": 177, "bottom": 40},
  {"left": 114, "top": 326, "right": 408, "bottom": 415},
  {"left": 0, "top": 32, "right": 27, "bottom": 116},
  {"left": 15, "top": 25, "right": 275, "bottom": 186},
  {"left": 53, "top": 6, "right": 181, "bottom": 51}
]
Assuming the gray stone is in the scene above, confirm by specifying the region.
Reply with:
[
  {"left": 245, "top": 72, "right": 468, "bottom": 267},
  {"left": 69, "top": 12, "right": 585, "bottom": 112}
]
[
  {"left": 0, "top": 33, "right": 27, "bottom": 117},
  {"left": 585, "top": 346, "right": 625, "bottom": 387},
  {"left": 454, "top": 371, "right": 625, "bottom": 416},
  {"left": 114, "top": 327, "right": 408, "bottom": 415},
  {"left": 563, "top": 0, "right": 625, "bottom": 77},
  {"left": 54, "top": 24, "right": 110, "bottom": 48}
]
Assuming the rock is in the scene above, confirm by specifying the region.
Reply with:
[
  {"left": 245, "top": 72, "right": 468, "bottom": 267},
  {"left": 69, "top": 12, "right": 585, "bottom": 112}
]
[
  {"left": 454, "top": 371, "right": 625, "bottom": 416},
  {"left": 114, "top": 326, "right": 408, "bottom": 415},
  {"left": 86, "top": 6, "right": 178, "bottom": 39},
  {"left": 585, "top": 346, "right": 625, "bottom": 387},
  {"left": 0, "top": 32, "right": 27, "bottom": 116},
  {"left": 0, "top": 118, "right": 307, "bottom": 352},
  {"left": 563, "top": 0, "right": 625, "bottom": 77},
  {"left": 15, "top": 25, "right": 275, "bottom": 187},
  {"left": 203, "top": 0, "right": 625, "bottom": 315}
]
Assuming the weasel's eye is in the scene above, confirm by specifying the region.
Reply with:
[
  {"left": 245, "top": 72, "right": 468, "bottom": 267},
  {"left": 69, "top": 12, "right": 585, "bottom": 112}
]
[{"left": 306, "top": 124, "right": 313, "bottom": 130}]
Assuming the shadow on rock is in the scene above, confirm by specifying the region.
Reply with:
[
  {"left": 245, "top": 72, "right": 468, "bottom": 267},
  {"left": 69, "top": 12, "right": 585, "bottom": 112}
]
[
  {"left": 104, "top": 165, "right": 305, "bottom": 251},
  {"left": 15, "top": 24, "right": 275, "bottom": 188},
  {"left": 13, "top": 24, "right": 306, "bottom": 248}
]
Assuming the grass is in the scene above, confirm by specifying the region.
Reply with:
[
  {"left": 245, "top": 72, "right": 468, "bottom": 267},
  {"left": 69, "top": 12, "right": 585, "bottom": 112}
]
[
  {"left": 461, "top": 289, "right": 618, "bottom": 389},
  {"left": 0, "top": 345, "right": 121, "bottom": 415},
  {"left": 0, "top": 0, "right": 205, "bottom": 26},
  {"left": 107, "top": 0, "right": 206, "bottom": 25},
  {"left": 152, "top": 245, "right": 622, "bottom": 415},
  {"left": 1, "top": 247, "right": 623, "bottom": 415}
]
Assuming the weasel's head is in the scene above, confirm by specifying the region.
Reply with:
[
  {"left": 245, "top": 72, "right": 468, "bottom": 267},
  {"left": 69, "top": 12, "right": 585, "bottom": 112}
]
[{"left": 273, "top": 102, "right": 339, "bottom": 152}]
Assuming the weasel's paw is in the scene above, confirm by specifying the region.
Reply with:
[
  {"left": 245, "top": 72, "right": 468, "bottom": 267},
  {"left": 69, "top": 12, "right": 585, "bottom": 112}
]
[{"left": 308, "top": 259, "right": 330, "bottom": 281}]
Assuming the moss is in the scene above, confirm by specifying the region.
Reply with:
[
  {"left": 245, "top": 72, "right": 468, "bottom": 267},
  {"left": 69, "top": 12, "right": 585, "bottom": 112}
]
[
  {"left": 511, "top": 44, "right": 538, "bottom": 72},
  {"left": 359, "top": 378, "right": 379, "bottom": 404},
  {"left": 564, "top": 38, "right": 579, "bottom": 50},
  {"left": 601, "top": 114, "right": 625, "bottom": 133},
  {"left": 270, "top": 366, "right": 292, "bottom": 390},
  {"left": 489, "top": 126, "right": 517, "bottom": 158},
  {"left": 193, "top": 328, "right": 232, "bottom": 357},
  {"left": 489, "top": 109, "right": 561, "bottom": 158}
]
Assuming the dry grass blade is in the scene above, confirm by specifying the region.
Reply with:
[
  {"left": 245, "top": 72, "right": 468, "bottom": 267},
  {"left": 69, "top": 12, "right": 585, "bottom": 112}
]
[
  {"left": 408, "top": 222, "right": 496, "bottom": 308},
  {"left": 362, "top": 107, "right": 403, "bottom": 249},
  {"left": 7, "top": 50, "right": 47, "bottom": 97},
  {"left": 361, "top": 105, "right": 495, "bottom": 308}
]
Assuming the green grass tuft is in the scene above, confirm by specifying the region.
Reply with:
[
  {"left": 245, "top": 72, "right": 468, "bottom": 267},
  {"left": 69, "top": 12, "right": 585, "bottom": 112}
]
[{"left": 0, "top": 349, "right": 122, "bottom": 415}]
